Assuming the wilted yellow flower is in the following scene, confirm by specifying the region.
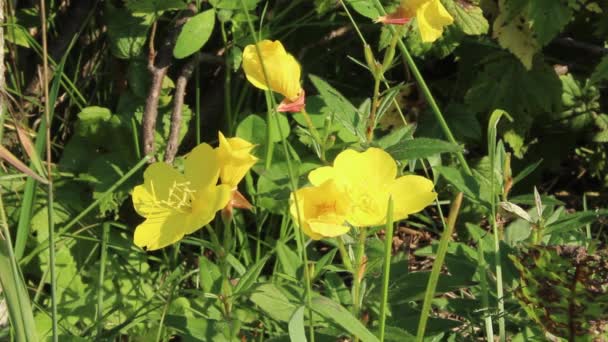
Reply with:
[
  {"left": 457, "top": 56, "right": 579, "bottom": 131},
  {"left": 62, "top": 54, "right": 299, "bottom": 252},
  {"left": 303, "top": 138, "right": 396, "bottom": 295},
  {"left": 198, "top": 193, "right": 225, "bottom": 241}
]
[
  {"left": 242, "top": 40, "right": 305, "bottom": 112},
  {"left": 308, "top": 147, "right": 436, "bottom": 227},
  {"left": 376, "top": 0, "right": 454, "bottom": 43},
  {"left": 216, "top": 131, "right": 258, "bottom": 190},
  {"left": 290, "top": 180, "right": 351, "bottom": 240},
  {"left": 132, "top": 144, "right": 231, "bottom": 250}
]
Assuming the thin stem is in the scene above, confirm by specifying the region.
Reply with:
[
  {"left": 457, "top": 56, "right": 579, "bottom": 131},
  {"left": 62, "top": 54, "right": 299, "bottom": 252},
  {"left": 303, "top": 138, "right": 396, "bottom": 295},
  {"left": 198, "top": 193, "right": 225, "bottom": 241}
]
[
  {"left": 336, "top": 237, "right": 353, "bottom": 272},
  {"left": 415, "top": 192, "right": 463, "bottom": 342},
  {"left": 239, "top": 3, "right": 315, "bottom": 341},
  {"left": 221, "top": 22, "right": 233, "bottom": 135},
  {"left": 97, "top": 222, "right": 110, "bottom": 337},
  {"left": 39, "top": 1, "right": 58, "bottom": 340},
  {"left": 352, "top": 228, "right": 367, "bottom": 342},
  {"left": 300, "top": 108, "right": 325, "bottom": 161},
  {"left": 366, "top": 76, "right": 381, "bottom": 142},
  {"left": 378, "top": 198, "right": 394, "bottom": 342}
]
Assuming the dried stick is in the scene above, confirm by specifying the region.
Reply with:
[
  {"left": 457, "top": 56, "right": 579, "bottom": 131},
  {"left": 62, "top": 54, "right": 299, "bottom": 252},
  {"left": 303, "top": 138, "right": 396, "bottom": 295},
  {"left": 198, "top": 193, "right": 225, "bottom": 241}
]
[
  {"left": 164, "top": 52, "right": 201, "bottom": 163},
  {"left": 142, "top": 4, "right": 196, "bottom": 161}
]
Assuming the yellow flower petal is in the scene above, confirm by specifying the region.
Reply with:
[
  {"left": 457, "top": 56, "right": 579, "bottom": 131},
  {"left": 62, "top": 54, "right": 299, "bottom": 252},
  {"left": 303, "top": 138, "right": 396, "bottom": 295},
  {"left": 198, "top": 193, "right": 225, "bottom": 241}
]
[
  {"left": 290, "top": 180, "right": 350, "bottom": 240},
  {"left": 334, "top": 148, "right": 397, "bottom": 189},
  {"left": 132, "top": 162, "right": 186, "bottom": 217},
  {"left": 184, "top": 143, "right": 220, "bottom": 191},
  {"left": 188, "top": 184, "right": 232, "bottom": 233},
  {"left": 242, "top": 40, "right": 302, "bottom": 101},
  {"left": 217, "top": 131, "right": 258, "bottom": 189},
  {"left": 416, "top": 0, "right": 454, "bottom": 43},
  {"left": 390, "top": 175, "right": 437, "bottom": 220},
  {"left": 134, "top": 212, "right": 188, "bottom": 251},
  {"left": 308, "top": 166, "right": 336, "bottom": 186}
]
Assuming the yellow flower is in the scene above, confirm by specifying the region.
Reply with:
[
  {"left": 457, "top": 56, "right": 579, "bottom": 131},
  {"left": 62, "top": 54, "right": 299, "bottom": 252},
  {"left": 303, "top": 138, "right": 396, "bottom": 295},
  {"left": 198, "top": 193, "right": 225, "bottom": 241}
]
[
  {"left": 377, "top": 0, "right": 454, "bottom": 43},
  {"left": 290, "top": 180, "right": 351, "bottom": 240},
  {"left": 132, "top": 144, "right": 231, "bottom": 250},
  {"left": 242, "top": 40, "right": 305, "bottom": 112},
  {"left": 308, "top": 147, "right": 436, "bottom": 227},
  {"left": 216, "top": 131, "right": 258, "bottom": 190}
]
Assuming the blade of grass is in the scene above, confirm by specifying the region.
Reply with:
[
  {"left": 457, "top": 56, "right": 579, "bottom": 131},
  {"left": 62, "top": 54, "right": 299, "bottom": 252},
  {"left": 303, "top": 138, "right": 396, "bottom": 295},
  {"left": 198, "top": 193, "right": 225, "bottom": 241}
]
[
  {"left": 96, "top": 222, "right": 110, "bottom": 337},
  {"left": 378, "top": 197, "right": 394, "bottom": 342},
  {"left": 415, "top": 192, "right": 463, "bottom": 341},
  {"left": 39, "top": 1, "right": 59, "bottom": 339},
  {"left": 487, "top": 109, "right": 512, "bottom": 342}
]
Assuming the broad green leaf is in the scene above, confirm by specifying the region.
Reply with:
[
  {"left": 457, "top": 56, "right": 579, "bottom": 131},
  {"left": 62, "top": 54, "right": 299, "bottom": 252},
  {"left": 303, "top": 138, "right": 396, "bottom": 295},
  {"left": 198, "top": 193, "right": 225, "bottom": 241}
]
[
  {"left": 126, "top": 0, "right": 186, "bottom": 13},
  {"left": 493, "top": 1, "right": 539, "bottom": 70},
  {"left": 236, "top": 114, "right": 290, "bottom": 145},
  {"left": 434, "top": 166, "right": 481, "bottom": 203},
  {"left": 344, "top": 0, "right": 381, "bottom": 19},
  {"left": 527, "top": 0, "right": 573, "bottom": 46},
  {"left": 288, "top": 306, "right": 307, "bottom": 342},
  {"left": 312, "top": 296, "right": 380, "bottom": 342},
  {"left": 250, "top": 283, "right": 298, "bottom": 322},
  {"left": 105, "top": 5, "right": 153, "bottom": 59},
  {"left": 309, "top": 75, "right": 365, "bottom": 141},
  {"left": 209, "top": 0, "right": 260, "bottom": 10},
  {"left": 443, "top": 0, "right": 489, "bottom": 36},
  {"left": 385, "top": 138, "right": 462, "bottom": 160},
  {"left": 590, "top": 55, "right": 608, "bottom": 85},
  {"left": 276, "top": 241, "right": 301, "bottom": 278},
  {"left": 174, "top": 9, "right": 216, "bottom": 59}
]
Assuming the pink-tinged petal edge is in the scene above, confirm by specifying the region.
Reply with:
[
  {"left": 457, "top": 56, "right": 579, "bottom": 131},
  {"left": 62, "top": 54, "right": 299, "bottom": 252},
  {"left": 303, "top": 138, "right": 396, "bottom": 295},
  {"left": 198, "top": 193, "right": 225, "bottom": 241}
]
[
  {"left": 374, "top": 8, "right": 411, "bottom": 25},
  {"left": 277, "top": 90, "right": 306, "bottom": 113}
]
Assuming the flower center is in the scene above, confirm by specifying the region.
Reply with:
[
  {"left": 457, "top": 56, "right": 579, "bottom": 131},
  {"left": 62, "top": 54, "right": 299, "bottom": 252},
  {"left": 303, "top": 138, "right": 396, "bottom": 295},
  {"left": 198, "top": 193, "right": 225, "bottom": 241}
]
[
  {"left": 158, "top": 181, "right": 196, "bottom": 214},
  {"left": 315, "top": 201, "right": 338, "bottom": 217}
]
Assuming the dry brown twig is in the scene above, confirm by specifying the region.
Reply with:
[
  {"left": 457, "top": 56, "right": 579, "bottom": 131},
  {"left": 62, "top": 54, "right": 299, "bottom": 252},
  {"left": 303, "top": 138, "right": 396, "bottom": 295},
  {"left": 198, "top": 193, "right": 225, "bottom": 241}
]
[
  {"left": 142, "top": 4, "right": 196, "bottom": 161},
  {"left": 164, "top": 52, "right": 201, "bottom": 163}
]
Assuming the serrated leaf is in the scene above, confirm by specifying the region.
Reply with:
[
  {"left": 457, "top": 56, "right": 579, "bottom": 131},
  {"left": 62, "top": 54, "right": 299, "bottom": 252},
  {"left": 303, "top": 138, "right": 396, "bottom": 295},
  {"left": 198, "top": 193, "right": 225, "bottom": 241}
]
[
  {"left": 443, "top": 0, "right": 489, "bottom": 36},
  {"left": 174, "top": 9, "right": 216, "bottom": 59},
  {"left": 105, "top": 5, "right": 153, "bottom": 59},
  {"left": 385, "top": 138, "right": 462, "bottom": 160},
  {"left": 493, "top": 1, "right": 539, "bottom": 70},
  {"left": 527, "top": 0, "right": 573, "bottom": 46}
]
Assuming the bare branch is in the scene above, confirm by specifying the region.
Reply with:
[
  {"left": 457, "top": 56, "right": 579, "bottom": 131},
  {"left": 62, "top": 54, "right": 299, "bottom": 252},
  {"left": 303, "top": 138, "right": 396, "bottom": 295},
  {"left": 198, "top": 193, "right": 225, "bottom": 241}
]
[{"left": 164, "top": 53, "right": 201, "bottom": 163}]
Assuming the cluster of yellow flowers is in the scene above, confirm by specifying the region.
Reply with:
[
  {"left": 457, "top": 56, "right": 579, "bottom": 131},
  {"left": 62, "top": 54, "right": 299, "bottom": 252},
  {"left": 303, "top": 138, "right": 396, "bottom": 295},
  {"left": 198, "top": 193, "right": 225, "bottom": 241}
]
[
  {"left": 132, "top": 1, "right": 453, "bottom": 249},
  {"left": 132, "top": 132, "right": 257, "bottom": 250},
  {"left": 290, "top": 148, "right": 436, "bottom": 240}
]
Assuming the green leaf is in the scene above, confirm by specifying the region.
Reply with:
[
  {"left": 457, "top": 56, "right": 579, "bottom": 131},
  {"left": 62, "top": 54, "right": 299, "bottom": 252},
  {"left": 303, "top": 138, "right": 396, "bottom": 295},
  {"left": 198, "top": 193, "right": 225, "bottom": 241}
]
[
  {"left": 209, "top": 0, "right": 260, "bottom": 10},
  {"left": 309, "top": 75, "right": 365, "bottom": 142},
  {"left": 434, "top": 166, "right": 482, "bottom": 203},
  {"left": 344, "top": 0, "right": 381, "bottom": 19},
  {"left": 465, "top": 54, "right": 562, "bottom": 116},
  {"left": 174, "top": 9, "right": 216, "bottom": 59},
  {"left": 236, "top": 114, "right": 290, "bottom": 146},
  {"left": 493, "top": 1, "right": 539, "bottom": 70},
  {"left": 126, "top": 0, "right": 186, "bottom": 13},
  {"left": 276, "top": 241, "right": 301, "bottom": 278},
  {"left": 105, "top": 4, "right": 153, "bottom": 59},
  {"left": 233, "top": 255, "right": 270, "bottom": 294},
  {"left": 288, "top": 306, "right": 307, "bottom": 342},
  {"left": 385, "top": 138, "right": 462, "bottom": 160},
  {"left": 527, "top": 0, "right": 573, "bottom": 46},
  {"left": 250, "top": 283, "right": 298, "bottom": 322},
  {"left": 590, "top": 55, "right": 608, "bottom": 85},
  {"left": 312, "top": 296, "right": 380, "bottom": 342},
  {"left": 543, "top": 210, "right": 608, "bottom": 236},
  {"left": 443, "top": 0, "right": 489, "bottom": 36}
]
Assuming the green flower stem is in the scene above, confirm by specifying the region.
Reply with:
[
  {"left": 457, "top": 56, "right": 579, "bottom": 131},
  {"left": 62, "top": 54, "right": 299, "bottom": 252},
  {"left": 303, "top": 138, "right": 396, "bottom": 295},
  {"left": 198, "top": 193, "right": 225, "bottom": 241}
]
[
  {"left": 97, "top": 222, "right": 110, "bottom": 337},
  {"left": 366, "top": 76, "right": 382, "bottom": 143},
  {"left": 370, "top": 0, "right": 472, "bottom": 175},
  {"left": 378, "top": 198, "right": 394, "bottom": 342},
  {"left": 477, "top": 238, "right": 494, "bottom": 341},
  {"left": 416, "top": 192, "right": 463, "bottom": 342},
  {"left": 336, "top": 236, "right": 354, "bottom": 273},
  {"left": 300, "top": 108, "right": 326, "bottom": 161},
  {"left": 240, "top": 2, "right": 315, "bottom": 341},
  {"left": 352, "top": 228, "right": 368, "bottom": 342}
]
